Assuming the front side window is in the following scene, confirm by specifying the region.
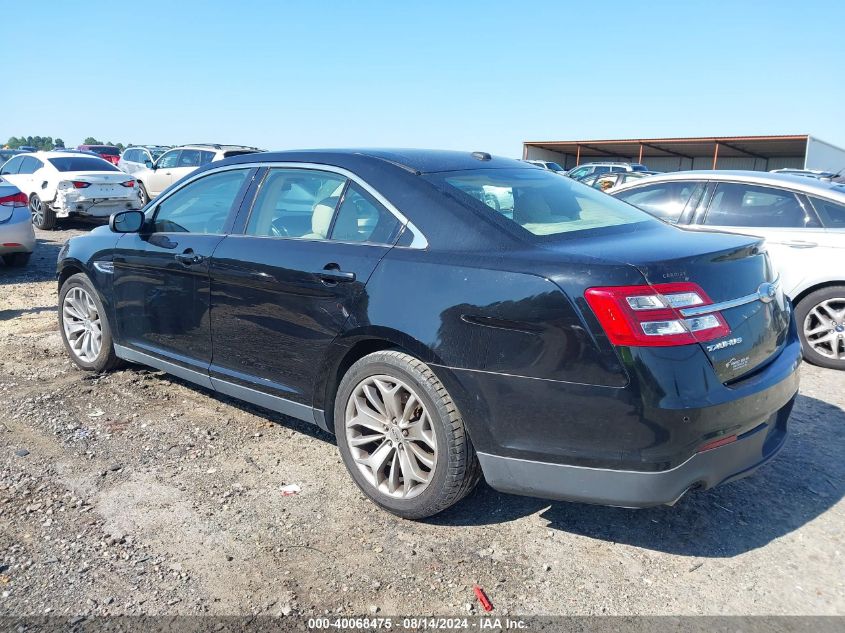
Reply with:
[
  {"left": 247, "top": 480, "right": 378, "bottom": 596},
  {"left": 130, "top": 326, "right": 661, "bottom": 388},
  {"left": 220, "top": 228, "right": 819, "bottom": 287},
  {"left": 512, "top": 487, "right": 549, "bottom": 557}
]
[
  {"left": 704, "top": 183, "right": 815, "bottom": 228},
  {"left": 568, "top": 167, "right": 590, "bottom": 180},
  {"left": 156, "top": 150, "right": 180, "bottom": 169},
  {"left": 809, "top": 196, "right": 845, "bottom": 228},
  {"left": 331, "top": 183, "right": 402, "bottom": 244},
  {"left": 426, "top": 168, "right": 656, "bottom": 238},
  {"left": 245, "top": 169, "right": 346, "bottom": 239},
  {"left": 152, "top": 169, "right": 249, "bottom": 234},
  {"left": 614, "top": 181, "right": 700, "bottom": 223}
]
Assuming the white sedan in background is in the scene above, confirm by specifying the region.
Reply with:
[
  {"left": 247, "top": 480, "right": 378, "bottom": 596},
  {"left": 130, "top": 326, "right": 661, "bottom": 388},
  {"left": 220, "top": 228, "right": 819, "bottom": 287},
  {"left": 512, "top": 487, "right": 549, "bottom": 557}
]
[
  {"left": 611, "top": 170, "right": 845, "bottom": 370},
  {"left": 0, "top": 151, "right": 142, "bottom": 229}
]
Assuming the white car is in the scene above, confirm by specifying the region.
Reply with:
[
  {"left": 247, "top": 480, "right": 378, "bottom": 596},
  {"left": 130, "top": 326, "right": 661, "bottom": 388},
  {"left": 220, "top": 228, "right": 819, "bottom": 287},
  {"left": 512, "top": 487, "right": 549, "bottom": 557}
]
[
  {"left": 611, "top": 170, "right": 845, "bottom": 369},
  {"left": 0, "top": 152, "right": 142, "bottom": 230},
  {"left": 133, "top": 144, "right": 261, "bottom": 204},
  {"left": 117, "top": 146, "right": 170, "bottom": 175}
]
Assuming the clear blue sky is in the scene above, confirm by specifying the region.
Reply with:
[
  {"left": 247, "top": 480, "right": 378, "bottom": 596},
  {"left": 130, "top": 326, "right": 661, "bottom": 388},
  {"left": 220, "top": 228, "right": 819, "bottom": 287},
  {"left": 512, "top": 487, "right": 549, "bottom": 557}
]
[{"left": 4, "top": 0, "right": 843, "bottom": 157}]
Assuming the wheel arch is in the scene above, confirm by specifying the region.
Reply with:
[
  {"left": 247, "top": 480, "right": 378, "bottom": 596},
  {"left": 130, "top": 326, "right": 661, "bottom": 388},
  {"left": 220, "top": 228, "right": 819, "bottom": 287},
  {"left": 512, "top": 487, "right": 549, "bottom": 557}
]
[
  {"left": 792, "top": 279, "right": 845, "bottom": 308},
  {"left": 316, "top": 328, "right": 447, "bottom": 434}
]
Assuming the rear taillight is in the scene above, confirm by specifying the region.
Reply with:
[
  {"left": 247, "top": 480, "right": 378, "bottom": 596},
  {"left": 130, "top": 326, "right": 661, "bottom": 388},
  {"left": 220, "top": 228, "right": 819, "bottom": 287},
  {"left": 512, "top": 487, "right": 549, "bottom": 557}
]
[
  {"left": 0, "top": 192, "right": 27, "bottom": 207},
  {"left": 584, "top": 282, "right": 730, "bottom": 347},
  {"left": 119, "top": 180, "right": 135, "bottom": 188},
  {"left": 72, "top": 181, "right": 91, "bottom": 189}
]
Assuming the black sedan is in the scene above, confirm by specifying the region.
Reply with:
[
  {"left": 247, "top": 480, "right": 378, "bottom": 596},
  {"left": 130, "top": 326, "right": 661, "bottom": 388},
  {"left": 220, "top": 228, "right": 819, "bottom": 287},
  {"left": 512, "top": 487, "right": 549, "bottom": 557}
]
[{"left": 56, "top": 150, "right": 801, "bottom": 519}]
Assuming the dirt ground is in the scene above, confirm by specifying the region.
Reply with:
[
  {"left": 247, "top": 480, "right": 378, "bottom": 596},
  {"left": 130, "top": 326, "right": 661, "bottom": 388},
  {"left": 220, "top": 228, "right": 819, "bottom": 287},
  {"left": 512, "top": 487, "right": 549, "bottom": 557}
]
[{"left": 1, "top": 224, "right": 843, "bottom": 618}]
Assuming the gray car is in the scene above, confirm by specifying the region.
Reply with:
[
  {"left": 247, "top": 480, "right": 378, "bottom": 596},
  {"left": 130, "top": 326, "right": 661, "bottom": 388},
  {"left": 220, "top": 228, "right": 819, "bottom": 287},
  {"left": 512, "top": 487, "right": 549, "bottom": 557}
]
[
  {"left": 0, "top": 177, "right": 35, "bottom": 267},
  {"left": 611, "top": 170, "right": 845, "bottom": 370}
]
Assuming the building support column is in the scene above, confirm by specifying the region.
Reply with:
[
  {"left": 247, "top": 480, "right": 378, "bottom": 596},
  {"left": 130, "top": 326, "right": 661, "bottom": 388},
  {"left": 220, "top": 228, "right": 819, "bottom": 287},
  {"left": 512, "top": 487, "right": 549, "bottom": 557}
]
[
  {"left": 712, "top": 142, "right": 720, "bottom": 169},
  {"left": 575, "top": 144, "right": 581, "bottom": 166},
  {"left": 638, "top": 143, "right": 644, "bottom": 164}
]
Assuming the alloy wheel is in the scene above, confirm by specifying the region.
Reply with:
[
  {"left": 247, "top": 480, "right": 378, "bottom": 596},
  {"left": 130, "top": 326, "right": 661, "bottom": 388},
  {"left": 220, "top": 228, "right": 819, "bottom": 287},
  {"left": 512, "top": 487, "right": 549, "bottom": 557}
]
[
  {"left": 62, "top": 287, "right": 103, "bottom": 363},
  {"left": 344, "top": 375, "right": 437, "bottom": 499},
  {"left": 803, "top": 297, "right": 845, "bottom": 360},
  {"left": 30, "top": 196, "right": 43, "bottom": 227}
]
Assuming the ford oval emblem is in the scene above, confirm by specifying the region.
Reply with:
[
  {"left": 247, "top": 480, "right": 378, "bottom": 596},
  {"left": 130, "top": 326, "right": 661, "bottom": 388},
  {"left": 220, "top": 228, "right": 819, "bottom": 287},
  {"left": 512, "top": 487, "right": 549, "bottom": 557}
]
[{"left": 758, "top": 282, "right": 777, "bottom": 303}]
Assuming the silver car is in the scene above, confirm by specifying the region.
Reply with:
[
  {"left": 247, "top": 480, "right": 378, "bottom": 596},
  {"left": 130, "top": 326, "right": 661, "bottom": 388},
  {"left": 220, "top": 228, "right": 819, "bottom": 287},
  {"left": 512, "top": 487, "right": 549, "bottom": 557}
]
[
  {"left": 0, "top": 177, "right": 35, "bottom": 267},
  {"left": 611, "top": 170, "right": 845, "bottom": 370}
]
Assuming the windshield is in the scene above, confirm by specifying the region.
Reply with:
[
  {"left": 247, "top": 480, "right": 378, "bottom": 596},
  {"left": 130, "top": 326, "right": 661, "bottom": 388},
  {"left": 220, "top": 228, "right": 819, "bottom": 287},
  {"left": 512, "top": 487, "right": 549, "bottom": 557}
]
[
  {"left": 150, "top": 148, "right": 167, "bottom": 160},
  {"left": 48, "top": 157, "right": 119, "bottom": 172},
  {"left": 631, "top": 164, "right": 649, "bottom": 172},
  {"left": 426, "top": 168, "right": 655, "bottom": 238},
  {"left": 546, "top": 162, "right": 564, "bottom": 171}
]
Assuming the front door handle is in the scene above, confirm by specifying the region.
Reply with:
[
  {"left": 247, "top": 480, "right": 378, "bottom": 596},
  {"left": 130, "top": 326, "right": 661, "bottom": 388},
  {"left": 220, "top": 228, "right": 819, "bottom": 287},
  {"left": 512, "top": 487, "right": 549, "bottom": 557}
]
[
  {"left": 781, "top": 240, "right": 817, "bottom": 248},
  {"left": 175, "top": 249, "right": 205, "bottom": 266},
  {"left": 315, "top": 263, "right": 355, "bottom": 284}
]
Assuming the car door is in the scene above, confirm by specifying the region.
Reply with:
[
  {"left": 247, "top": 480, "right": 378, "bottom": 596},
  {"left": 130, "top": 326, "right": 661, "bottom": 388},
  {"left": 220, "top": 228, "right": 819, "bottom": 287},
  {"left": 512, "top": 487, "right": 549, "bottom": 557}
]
[
  {"left": 112, "top": 167, "right": 255, "bottom": 380},
  {"left": 168, "top": 149, "right": 204, "bottom": 184},
  {"left": 146, "top": 149, "right": 181, "bottom": 196},
  {"left": 207, "top": 166, "right": 406, "bottom": 417},
  {"left": 692, "top": 181, "right": 827, "bottom": 297}
]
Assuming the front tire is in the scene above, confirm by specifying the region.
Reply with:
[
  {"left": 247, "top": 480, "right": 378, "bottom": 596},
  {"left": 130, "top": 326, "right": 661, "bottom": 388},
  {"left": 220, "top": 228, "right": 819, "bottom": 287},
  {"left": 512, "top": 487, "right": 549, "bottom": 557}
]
[
  {"left": 335, "top": 350, "right": 481, "bottom": 519},
  {"left": 30, "top": 194, "right": 57, "bottom": 230},
  {"left": 796, "top": 286, "right": 845, "bottom": 370},
  {"left": 58, "top": 273, "right": 122, "bottom": 373}
]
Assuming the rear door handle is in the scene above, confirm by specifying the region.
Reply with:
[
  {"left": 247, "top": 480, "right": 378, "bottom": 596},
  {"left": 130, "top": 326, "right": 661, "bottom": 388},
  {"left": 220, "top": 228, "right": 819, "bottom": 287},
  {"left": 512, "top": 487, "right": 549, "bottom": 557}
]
[
  {"left": 781, "top": 240, "right": 817, "bottom": 248},
  {"left": 314, "top": 264, "right": 355, "bottom": 284}
]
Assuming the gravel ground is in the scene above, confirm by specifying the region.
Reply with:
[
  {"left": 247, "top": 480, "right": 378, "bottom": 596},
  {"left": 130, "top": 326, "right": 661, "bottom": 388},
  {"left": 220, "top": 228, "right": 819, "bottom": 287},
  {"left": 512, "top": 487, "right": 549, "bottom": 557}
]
[{"left": 1, "top": 224, "right": 843, "bottom": 618}]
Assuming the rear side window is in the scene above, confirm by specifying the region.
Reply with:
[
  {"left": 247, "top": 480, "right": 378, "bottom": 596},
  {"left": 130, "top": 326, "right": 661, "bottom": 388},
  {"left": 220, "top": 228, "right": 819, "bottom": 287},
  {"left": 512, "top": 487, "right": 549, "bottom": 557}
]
[
  {"left": 245, "top": 169, "right": 347, "bottom": 239},
  {"left": 809, "top": 196, "right": 845, "bottom": 228},
  {"left": 199, "top": 150, "right": 216, "bottom": 165},
  {"left": 704, "top": 183, "right": 816, "bottom": 228},
  {"left": 153, "top": 169, "right": 249, "bottom": 234},
  {"left": 0, "top": 156, "right": 23, "bottom": 175},
  {"left": 332, "top": 183, "right": 402, "bottom": 244},
  {"left": 614, "top": 181, "right": 699, "bottom": 223},
  {"left": 178, "top": 150, "right": 202, "bottom": 167},
  {"left": 48, "top": 157, "right": 118, "bottom": 172},
  {"left": 426, "top": 168, "right": 655, "bottom": 238}
]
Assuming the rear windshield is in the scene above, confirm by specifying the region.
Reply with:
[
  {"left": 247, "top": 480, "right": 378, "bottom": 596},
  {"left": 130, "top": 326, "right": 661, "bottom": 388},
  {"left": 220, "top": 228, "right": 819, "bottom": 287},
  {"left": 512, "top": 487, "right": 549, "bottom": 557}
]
[
  {"left": 88, "top": 146, "right": 119, "bottom": 156},
  {"left": 425, "top": 168, "right": 655, "bottom": 238},
  {"left": 48, "top": 157, "right": 119, "bottom": 172},
  {"left": 222, "top": 149, "right": 259, "bottom": 158}
]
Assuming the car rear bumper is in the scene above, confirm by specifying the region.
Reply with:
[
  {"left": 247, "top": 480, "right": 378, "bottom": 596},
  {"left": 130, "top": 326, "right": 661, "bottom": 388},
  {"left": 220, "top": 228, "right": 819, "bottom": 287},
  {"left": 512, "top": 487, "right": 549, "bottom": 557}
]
[
  {"left": 477, "top": 393, "right": 793, "bottom": 507},
  {"left": 441, "top": 310, "right": 802, "bottom": 507},
  {"left": 53, "top": 195, "right": 142, "bottom": 218},
  {"left": 0, "top": 207, "right": 36, "bottom": 253}
]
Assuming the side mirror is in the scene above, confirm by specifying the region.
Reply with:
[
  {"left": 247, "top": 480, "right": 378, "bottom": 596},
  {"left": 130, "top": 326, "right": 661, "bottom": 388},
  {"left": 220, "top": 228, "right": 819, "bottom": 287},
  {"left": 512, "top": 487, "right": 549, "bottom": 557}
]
[
  {"left": 110, "top": 210, "right": 145, "bottom": 233},
  {"left": 144, "top": 159, "right": 154, "bottom": 169}
]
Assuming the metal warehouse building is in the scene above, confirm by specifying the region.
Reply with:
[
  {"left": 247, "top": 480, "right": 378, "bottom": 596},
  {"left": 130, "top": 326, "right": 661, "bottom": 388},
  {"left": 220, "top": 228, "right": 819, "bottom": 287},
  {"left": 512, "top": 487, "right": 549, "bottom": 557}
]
[{"left": 523, "top": 134, "right": 845, "bottom": 173}]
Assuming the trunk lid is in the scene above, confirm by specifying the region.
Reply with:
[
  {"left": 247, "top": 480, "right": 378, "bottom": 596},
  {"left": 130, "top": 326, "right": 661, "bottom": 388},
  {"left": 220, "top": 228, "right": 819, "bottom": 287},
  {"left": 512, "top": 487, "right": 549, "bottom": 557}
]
[
  {"left": 545, "top": 223, "right": 791, "bottom": 382},
  {"left": 67, "top": 173, "right": 135, "bottom": 199}
]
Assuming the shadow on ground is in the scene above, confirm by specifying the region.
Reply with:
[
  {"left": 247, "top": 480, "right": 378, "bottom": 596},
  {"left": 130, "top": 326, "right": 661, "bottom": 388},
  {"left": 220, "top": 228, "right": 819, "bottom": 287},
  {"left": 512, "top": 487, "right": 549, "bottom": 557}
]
[{"left": 433, "top": 392, "right": 844, "bottom": 558}]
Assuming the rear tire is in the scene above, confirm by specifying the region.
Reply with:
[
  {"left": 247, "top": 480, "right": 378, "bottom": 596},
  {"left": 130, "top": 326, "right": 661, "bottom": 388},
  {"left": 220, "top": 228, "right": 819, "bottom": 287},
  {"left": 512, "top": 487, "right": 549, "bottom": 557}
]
[
  {"left": 2, "top": 252, "right": 31, "bottom": 267},
  {"left": 137, "top": 182, "right": 149, "bottom": 206},
  {"left": 334, "top": 350, "right": 481, "bottom": 519},
  {"left": 30, "top": 194, "right": 57, "bottom": 230},
  {"left": 58, "top": 273, "right": 123, "bottom": 373},
  {"left": 796, "top": 286, "right": 845, "bottom": 370}
]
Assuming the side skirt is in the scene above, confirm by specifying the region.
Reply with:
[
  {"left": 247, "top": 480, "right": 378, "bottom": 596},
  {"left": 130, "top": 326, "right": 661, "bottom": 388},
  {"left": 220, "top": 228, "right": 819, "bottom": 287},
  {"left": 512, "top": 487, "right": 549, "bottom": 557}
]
[{"left": 114, "top": 345, "right": 327, "bottom": 431}]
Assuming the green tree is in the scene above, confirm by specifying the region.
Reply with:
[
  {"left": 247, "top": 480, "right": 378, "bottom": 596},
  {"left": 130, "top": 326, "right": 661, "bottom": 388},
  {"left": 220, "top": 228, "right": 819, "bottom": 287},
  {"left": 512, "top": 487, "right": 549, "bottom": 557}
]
[
  {"left": 83, "top": 137, "right": 102, "bottom": 145},
  {"left": 54, "top": 138, "right": 65, "bottom": 148}
]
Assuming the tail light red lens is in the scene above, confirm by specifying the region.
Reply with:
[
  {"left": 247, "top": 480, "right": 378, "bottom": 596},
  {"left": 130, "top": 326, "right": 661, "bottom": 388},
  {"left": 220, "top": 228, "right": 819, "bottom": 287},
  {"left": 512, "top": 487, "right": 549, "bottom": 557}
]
[
  {"left": 0, "top": 192, "right": 28, "bottom": 207},
  {"left": 72, "top": 181, "right": 91, "bottom": 189},
  {"left": 119, "top": 180, "right": 135, "bottom": 188},
  {"left": 584, "top": 282, "right": 730, "bottom": 347}
]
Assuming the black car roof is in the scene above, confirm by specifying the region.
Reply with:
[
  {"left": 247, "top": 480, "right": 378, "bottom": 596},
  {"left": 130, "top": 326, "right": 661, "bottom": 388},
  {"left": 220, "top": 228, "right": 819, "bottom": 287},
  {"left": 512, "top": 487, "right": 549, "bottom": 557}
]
[{"left": 221, "top": 148, "right": 529, "bottom": 174}]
